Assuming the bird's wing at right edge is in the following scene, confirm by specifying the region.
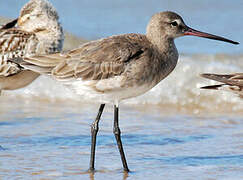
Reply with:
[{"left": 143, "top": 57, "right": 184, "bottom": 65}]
[
  {"left": 201, "top": 73, "right": 243, "bottom": 87},
  {"left": 200, "top": 73, "right": 243, "bottom": 98}
]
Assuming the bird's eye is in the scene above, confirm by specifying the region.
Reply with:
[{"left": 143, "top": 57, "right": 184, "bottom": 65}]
[{"left": 171, "top": 21, "right": 178, "bottom": 27}]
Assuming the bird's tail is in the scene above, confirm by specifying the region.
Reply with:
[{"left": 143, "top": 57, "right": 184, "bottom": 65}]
[{"left": 10, "top": 53, "right": 66, "bottom": 75}]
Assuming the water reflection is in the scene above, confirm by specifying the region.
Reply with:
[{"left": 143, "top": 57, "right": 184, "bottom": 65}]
[
  {"left": 89, "top": 173, "right": 94, "bottom": 180},
  {"left": 0, "top": 100, "right": 242, "bottom": 179},
  {"left": 79, "top": 170, "right": 129, "bottom": 180},
  {"left": 0, "top": 134, "right": 213, "bottom": 148},
  {"left": 142, "top": 155, "right": 243, "bottom": 166}
]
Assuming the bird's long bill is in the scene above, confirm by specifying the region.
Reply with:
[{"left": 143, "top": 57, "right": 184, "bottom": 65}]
[{"left": 184, "top": 27, "right": 239, "bottom": 45}]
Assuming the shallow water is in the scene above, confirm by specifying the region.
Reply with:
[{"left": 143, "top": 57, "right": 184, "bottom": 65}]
[
  {"left": 0, "top": 54, "right": 242, "bottom": 179},
  {"left": 0, "top": 99, "right": 243, "bottom": 179},
  {"left": 0, "top": 1, "right": 243, "bottom": 179},
  {"left": 3, "top": 54, "right": 243, "bottom": 113}
]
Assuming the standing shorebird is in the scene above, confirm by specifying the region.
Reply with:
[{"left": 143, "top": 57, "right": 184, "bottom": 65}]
[
  {"left": 12, "top": 11, "right": 238, "bottom": 172},
  {"left": 0, "top": 0, "right": 64, "bottom": 95},
  {"left": 201, "top": 73, "right": 243, "bottom": 97}
]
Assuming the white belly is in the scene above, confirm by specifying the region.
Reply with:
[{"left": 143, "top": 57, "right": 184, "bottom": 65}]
[{"left": 61, "top": 76, "right": 156, "bottom": 104}]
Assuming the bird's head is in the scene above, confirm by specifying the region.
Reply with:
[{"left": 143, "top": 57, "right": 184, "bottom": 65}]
[{"left": 147, "top": 11, "right": 239, "bottom": 45}]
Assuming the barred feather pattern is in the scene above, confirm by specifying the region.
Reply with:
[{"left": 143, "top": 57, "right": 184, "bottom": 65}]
[
  {"left": 201, "top": 73, "right": 243, "bottom": 98},
  {"left": 0, "top": 29, "right": 38, "bottom": 76},
  {"left": 0, "top": 0, "right": 64, "bottom": 92}
]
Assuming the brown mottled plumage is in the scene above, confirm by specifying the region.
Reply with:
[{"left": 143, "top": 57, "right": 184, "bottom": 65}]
[
  {"left": 21, "top": 33, "right": 177, "bottom": 91},
  {"left": 201, "top": 73, "right": 243, "bottom": 97},
  {"left": 0, "top": 0, "right": 63, "bottom": 93},
  {"left": 13, "top": 11, "right": 238, "bottom": 172}
]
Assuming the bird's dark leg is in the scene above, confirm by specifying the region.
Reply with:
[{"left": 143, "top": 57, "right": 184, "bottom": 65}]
[
  {"left": 113, "top": 105, "right": 130, "bottom": 172},
  {"left": 89, "top": 104, "right": 105, "bottom": 172}
]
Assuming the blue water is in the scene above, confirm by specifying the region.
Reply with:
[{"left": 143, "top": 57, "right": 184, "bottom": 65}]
[
  {"left": 0, "top": 99, "right": 243, "bottom": 179},
  {"left": 0, "top": 1, "right": 243, "bottom": 179},
  {"left": 0, "top": 0, "right": 242, "bottom": 54}
]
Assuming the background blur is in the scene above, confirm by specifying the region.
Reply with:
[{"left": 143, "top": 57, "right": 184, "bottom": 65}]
[
  {"left": 0, "top": 0, "right": 242, "bottom": 110},
  {"left": 0, "top": 0, "right": 242, "bottom": 54},
  {"left": 1, "top": 1, "right": 243, "bottom": 179}
]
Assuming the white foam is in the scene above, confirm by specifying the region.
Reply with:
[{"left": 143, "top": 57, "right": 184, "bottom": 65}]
[{"left": 3, "top": 54, "right": 243, "bottom": 111}]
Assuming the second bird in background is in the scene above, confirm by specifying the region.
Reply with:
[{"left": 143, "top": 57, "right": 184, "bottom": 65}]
[{"left": 0, "top": 0, "right": 64, "bottom": 95}]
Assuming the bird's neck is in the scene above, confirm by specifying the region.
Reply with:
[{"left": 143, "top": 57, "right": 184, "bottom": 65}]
[
  {"left": 146, "top": 32, "right": 176, "bottom": 53},
  {"left": 146, "top": 32, "right": 179, "bottom": 85}
]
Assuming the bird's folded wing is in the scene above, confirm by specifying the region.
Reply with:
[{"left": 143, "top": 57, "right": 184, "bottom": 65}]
[
  {"left": 201, "top": 73, "right": 243, "bottom": 87},
  {"left": 22, "top": 34, "right": 147, "bottom": 81},
  {"left": 0, "top": 28, "right": 37, "bottom": 76}
]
